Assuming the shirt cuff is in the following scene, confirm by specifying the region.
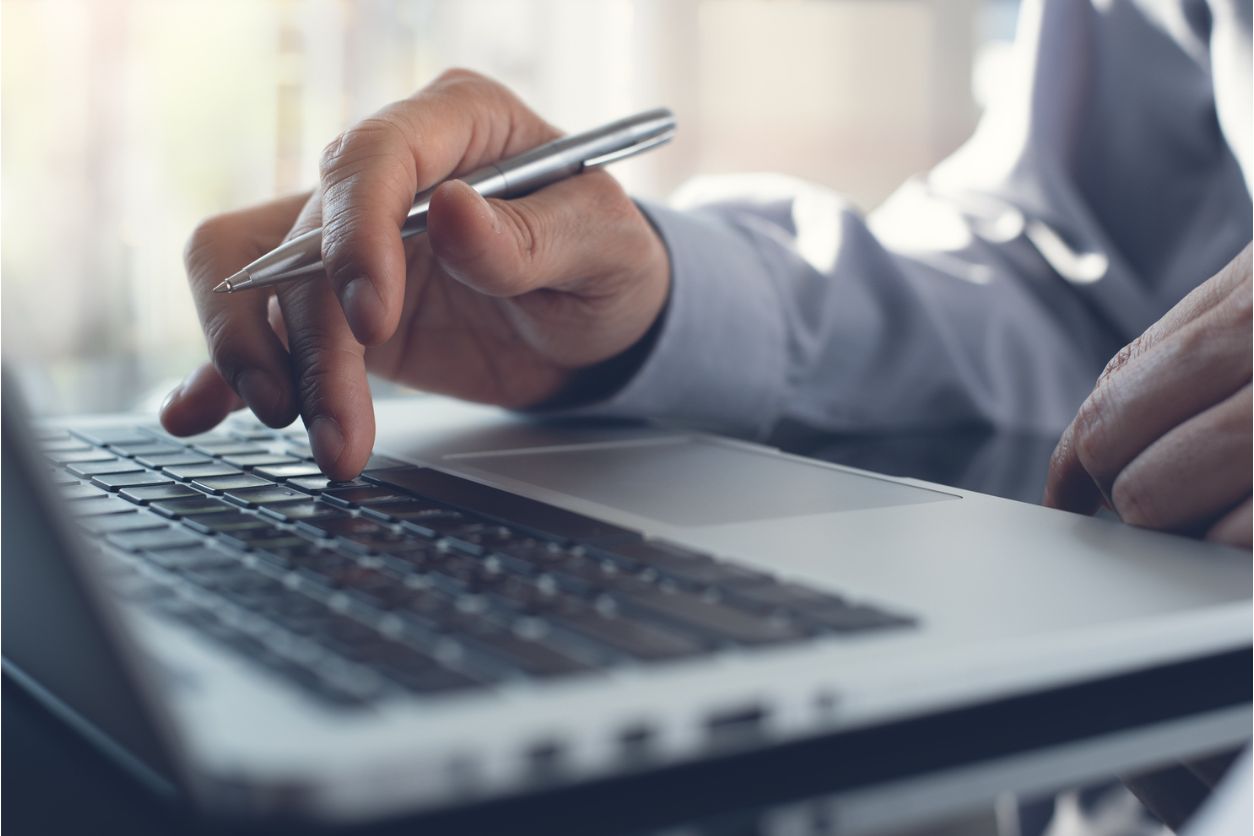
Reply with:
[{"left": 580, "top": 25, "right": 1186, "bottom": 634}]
[{"left": 562, "top": 201, "right": 787, "bottom": 437}]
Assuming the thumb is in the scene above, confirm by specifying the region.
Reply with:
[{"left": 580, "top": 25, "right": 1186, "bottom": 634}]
[{"left": 426, "top": 172, "right": 644, "bottom": 298}]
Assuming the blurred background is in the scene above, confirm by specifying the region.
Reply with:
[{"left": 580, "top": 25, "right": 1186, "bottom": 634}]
[{"left": 1, "top": 0, "right": 1021, "bottom": 416}]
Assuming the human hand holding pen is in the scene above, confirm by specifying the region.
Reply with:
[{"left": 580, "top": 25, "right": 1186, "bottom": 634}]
[{"left": 160, "top": 69, "right": 671, "bottom": 480}]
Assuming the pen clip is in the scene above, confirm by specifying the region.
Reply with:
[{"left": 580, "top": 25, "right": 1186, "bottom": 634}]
[{"left": 581, "top": 128, "right": 677, "bottom": 171}]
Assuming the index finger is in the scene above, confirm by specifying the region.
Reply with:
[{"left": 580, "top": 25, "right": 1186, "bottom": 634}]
[{"left": 1042, "top": 418, "right": 1105, "bottom": 513}]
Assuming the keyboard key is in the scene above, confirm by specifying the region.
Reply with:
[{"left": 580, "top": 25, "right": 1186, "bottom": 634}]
[
  {"left": 287, "top": 476, "right": 369, "bottom": 493},
  {"left": 135, "top": 452, "right": 212, "bottom": 469},
  {"left": 140, "top": 545, "right": 240, "bottom": 571},
  {"left": 319, "top": 486, "right": 407, "bottom": 508},
  {"left": 398, "top": 511, "right": 481, "bottom": 543},
  {"left": 164, "top": 463, "right": 244, "bottom": 481},
  {"left": 110, "top": 442, "right": 185, "bottom": 458},
  {"left": 48, "top": 449, "right": 116, "bottom": 465},
  {"left": 362, "top": 454, "right": 407, "bottom": 471},
  {"left": 723, "top": 582, "right": 850, "bottom": 613},
  {"left": 175, "top": 431, "right": 232, "bottom": 444},
  {"left": 442, "top": 524, "right": 531, "bottom": 557},
  {"left": 554, "top": 610, "right": 706, "bottom": 661},
  {"left": 254, "top": 462, "right": 324, "bottom": 481},
  {"left": 246, "top": 535, "right": 320, "bottom": 562},
  {"left": 614, "top": 588, "right": 806, "bottom": 646},
  {"left": 360, "top": 499, "right": 462, "bottom": 523},
  {"left": 220, "top": 453, "right": 301, "bottom": 469},
  {"left": 80, "top": 512, "right": 169, "bottom": 535},
  {"left": 368, "top": 466, "right": 637, "bottom": 544},
  {"left": 461, "top": 627, "right": 594, "bottom": 678},
  {"left": 150, "top": 496, "right": 235, "bottom": 518},
  {"left": 183, "top": 565, "right": 272, "bottom": 595},
  {"left": 46, "top": 468, "right": 80, "bottom": 485},
  {"left": 273, "top": 448, "right": 313, "bottom": 465},
  {"left": 119, "top": 484, "right": 201, "bottom": 504},
  {"left": 40, "top": 438, "right": 93, "bottom": 453},
  {"left": 69, "top": 495, "right": 135, "bottom": 517},
  {"left": 66, "top": 459, "right": 144, "bottom": 477},
  {"left": 358, "top": 644, "right": 481, "bottom": 694},
  {"left": 794, "top": 603, "right": 914, "bottom": 633},
  {"left": 295, "top": 516, "right": 393, "bottom": 540},
  {"left": 191, "top": 474, "right": 272, "bottom": 494},
  {"left": 107, "top": 527, "right": 205, "bottom": 552},
  {"left": 477, "top": 575, "right": 559, "bottom": 614},
  {"left": 61, "top": 482, "right": 107, "bottom": 500},
  {"left": 228, "top": 428, "right": 280, "bottom": 442},
  {"left": 182, "top": 511, "right": 274, "bottom": 535},
  {"left": 257, "top": 500, "right": 348, "bottom": 523},
  {"left": 71, "top": 427, "right": 158, "bottom": 446},
  {"left": 223, "top": 485, "right": 308, "bottom": 508},
  {"left": 191, "top": 440, "right": 266, "bottom": 456},
  {"left": 91, "top": 471, "right": 173, "bottom": 491},
  {"left": 311, "top": 660, "right": 389, "bottom": 704},
  {"left": 647, "top": 560, "right": 774, "bottom": 590},
  {"left": 592, "top": 539, "right": 715, "bottom": 572},
  {"left": 336, "top": 533, "right": 420, "bottom": 556}
]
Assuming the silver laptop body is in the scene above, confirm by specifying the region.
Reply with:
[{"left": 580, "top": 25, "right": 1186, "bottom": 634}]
[{"left": 5, "top": 382, "right": 1250, "bottom": 831}]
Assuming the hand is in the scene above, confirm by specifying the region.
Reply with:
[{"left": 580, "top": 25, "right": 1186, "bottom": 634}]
[
  {"left": 160, "top": 70, "right": 670, "bottom": 480},
  {"left": 1044, "top": 243, "right": 1252, "bottom": 548}
]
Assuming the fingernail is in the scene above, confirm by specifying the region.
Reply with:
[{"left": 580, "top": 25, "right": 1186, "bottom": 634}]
[
  {"left": 309, "top": 416, "right": 345, "bottom": 470},
  {"left": 237, "top": 370, "right": 277, "bottom": 417},
  {"left": 339, "top": 277, "right": 383, "bottom": 340},
  {"left": 159, "top": 383, "right": 184, "bottom": 414}
]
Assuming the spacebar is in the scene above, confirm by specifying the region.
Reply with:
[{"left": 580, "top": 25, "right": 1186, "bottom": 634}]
[{"left": 366, "top": 466, "right": 639, "bottom": 545}]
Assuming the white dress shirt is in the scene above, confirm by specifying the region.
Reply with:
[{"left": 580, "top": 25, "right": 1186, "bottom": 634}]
[{"left": 584, "top": 0, "right": 1252, "bottom": 439}]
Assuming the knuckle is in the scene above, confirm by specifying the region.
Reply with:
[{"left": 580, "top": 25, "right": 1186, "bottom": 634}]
[
  {"left": 1046, "top": 433, "right": 1074, "bottom": 480},
  {"left": 290, "top": 344, "right": 358, "bottom": 414},
  {"left": 434, "top": 66, "right": 486, "bottom": 87},
  {"left": 1226, "top": 281, "right": 1253, "bottom": 324},
  {"left": 318, "top": 117, "right": 407, "bottom": 183},
  {"left": 1071, "top": 387, "right": 1111, "bottom": 474},
  {"left": 287, "top": 327, "right": 348, "bottom": 367},
  {"left": 202, "top": 311, "right": 243, "bottom": 378},
  {"left": 183, "top": 214, "right": 237, "bottom": 273},
  {"left": 317, "top": 204, "right": 382, "bottom": 282},
  {"left": 1099, "top": 340, "right": 1137, "bottom": 382},
  {"left": 1111, "top": 472, "right": 1155, "bottom": 528},
  {"left": 498, "top": 199, "right": 544, "bottom": 266},
  {"left": 1173, "top": 319, "right": 1211, "bottom": 356},
  {"left": 587, "top": 172, "right": 633, "bottom": 219}
]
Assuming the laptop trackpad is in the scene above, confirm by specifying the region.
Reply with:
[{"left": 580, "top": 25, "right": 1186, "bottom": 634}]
[{"left": 451, "top": 437, "right": 957, "bottom": 527}]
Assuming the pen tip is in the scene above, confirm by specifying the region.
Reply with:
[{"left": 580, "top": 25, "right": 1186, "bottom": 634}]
[{"left": 213, "top": 270, "right": 248, "bottom": 294}]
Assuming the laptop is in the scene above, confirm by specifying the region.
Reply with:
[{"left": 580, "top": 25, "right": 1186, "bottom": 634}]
[{"left": 3, "top": 370, "right": 1250, "bottom": 832}]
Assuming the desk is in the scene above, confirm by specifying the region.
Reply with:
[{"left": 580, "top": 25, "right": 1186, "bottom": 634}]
[{"left": 3, "top": 422, "right": 1247, "bottom": 835}]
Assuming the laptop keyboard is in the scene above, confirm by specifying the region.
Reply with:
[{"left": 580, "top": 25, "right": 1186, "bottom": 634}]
[{"left": 38, "top": 421, "right": 915, "bottom": 707}]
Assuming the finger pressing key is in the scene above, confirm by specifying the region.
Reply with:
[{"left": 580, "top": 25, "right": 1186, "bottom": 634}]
[{"left": 275, "top": 198, "right": 376, "bottom": 481}]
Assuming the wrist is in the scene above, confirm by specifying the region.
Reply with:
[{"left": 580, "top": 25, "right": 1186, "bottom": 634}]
[{"left": 526, "top": 280, "right": 672, "bottom": 412}]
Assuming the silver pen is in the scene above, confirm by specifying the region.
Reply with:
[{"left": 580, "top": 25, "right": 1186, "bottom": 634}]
[{"left": 214, "top": 108, "right": 677, "bottom": 293}]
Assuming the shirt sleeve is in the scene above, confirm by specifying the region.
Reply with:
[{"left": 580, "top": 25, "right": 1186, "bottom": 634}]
[{"left": 565, "top": 0, "right": 1253, "bottom": 438}]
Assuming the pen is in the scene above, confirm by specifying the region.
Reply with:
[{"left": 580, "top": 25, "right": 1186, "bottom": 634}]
[{"left": 214, "top": 108, "right": 677, "bottom": 293}]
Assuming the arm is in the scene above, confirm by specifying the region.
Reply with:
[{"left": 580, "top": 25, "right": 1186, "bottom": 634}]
[{"left": 575, "top": 0, "right": 1252, "bottom": 438}]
